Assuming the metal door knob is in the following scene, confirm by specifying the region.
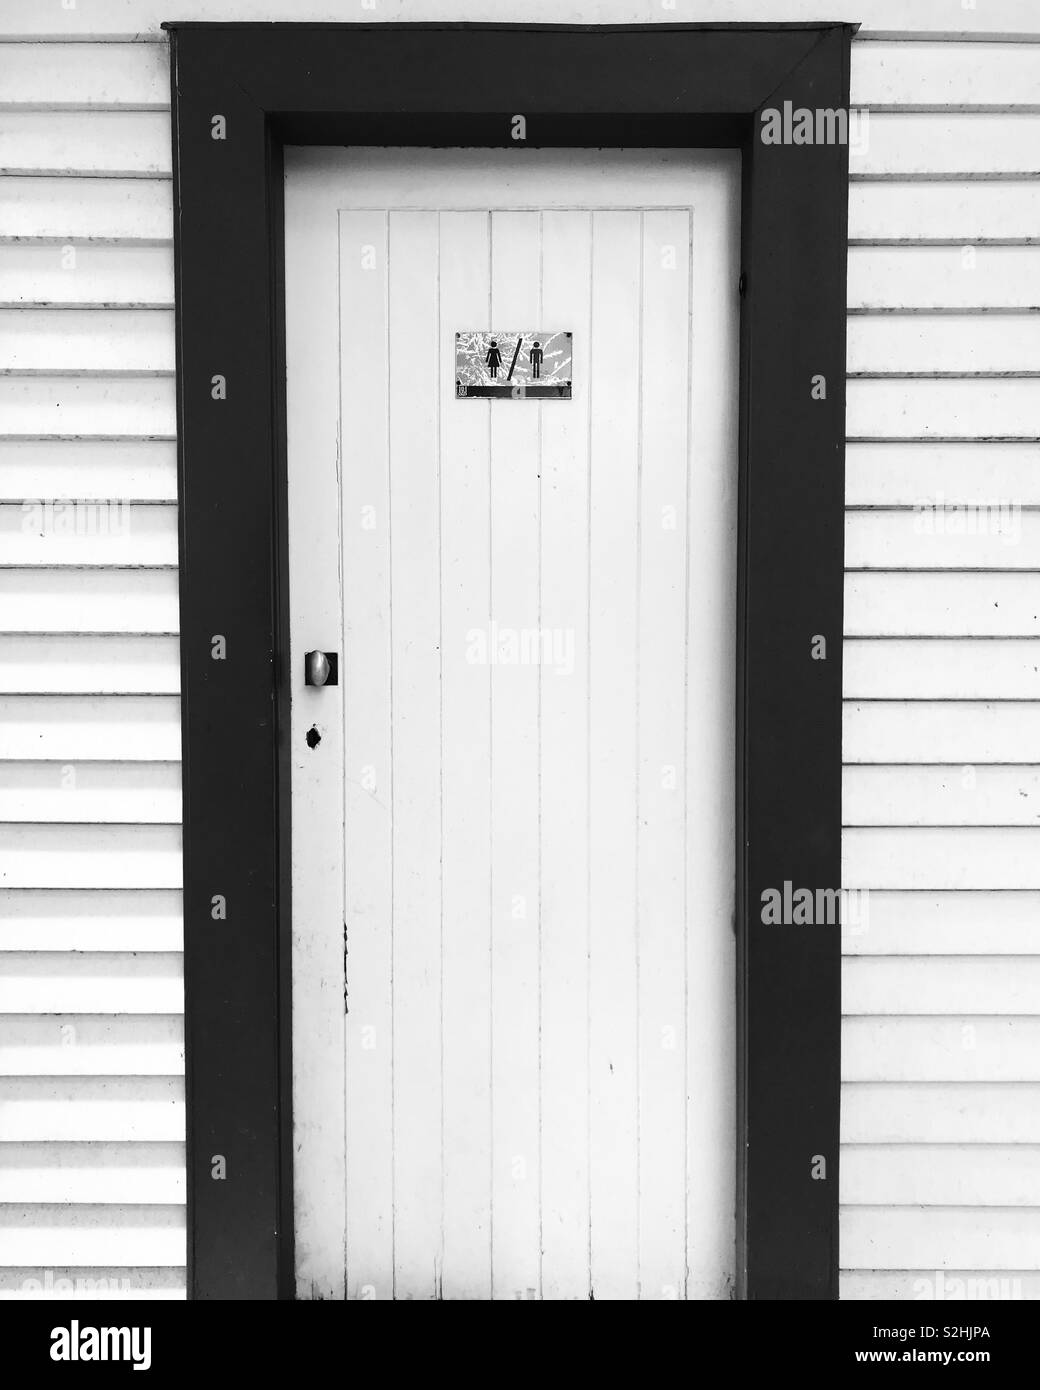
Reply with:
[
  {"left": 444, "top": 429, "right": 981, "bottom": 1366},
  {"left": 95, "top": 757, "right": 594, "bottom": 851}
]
[{"left": 305, "top": 650, "right": 338, "bottom": 686}]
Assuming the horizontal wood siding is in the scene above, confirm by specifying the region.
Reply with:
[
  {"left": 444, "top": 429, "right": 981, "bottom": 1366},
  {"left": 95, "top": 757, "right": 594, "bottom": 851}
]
[
  {"left": 3, "top": 0, "right": 1039, "bottom": 1304},
  {"left": 842, "top": 27, "right": 1040, "bottom": 1301},
  {"left": 1, "top": 1, "right": 1038, "bottom": 38},
  {"left": 0, "top": 17, "right": 183, "bottom": 1301}
]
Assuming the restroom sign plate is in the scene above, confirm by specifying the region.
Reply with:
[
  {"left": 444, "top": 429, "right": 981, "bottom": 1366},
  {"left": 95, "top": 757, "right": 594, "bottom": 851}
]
[{"left": 455, "top": 330, "right": 572, "bottom": 399}]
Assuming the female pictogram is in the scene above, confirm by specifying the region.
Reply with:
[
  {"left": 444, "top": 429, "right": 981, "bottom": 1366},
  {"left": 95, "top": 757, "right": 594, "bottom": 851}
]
[{"left": 485, "top": 339, "right": 503, "bottom": 377}]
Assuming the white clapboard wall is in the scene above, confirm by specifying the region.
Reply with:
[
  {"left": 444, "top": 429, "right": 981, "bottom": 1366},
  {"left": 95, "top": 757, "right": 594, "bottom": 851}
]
[
  {"left": 843, "top": 21, "right": 1040, "bottom": 1302},
  {"left": 2, "top": 0, "right": 1039, "bottom": 1302},
  {"left": 0, "top": 9, "right": 183, "bottom": 1302}
]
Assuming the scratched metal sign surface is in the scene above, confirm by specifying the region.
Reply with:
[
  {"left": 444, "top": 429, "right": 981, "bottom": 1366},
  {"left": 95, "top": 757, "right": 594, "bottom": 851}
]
[{"left": 455, "top": 330, "right": 572, "bottom": 399}]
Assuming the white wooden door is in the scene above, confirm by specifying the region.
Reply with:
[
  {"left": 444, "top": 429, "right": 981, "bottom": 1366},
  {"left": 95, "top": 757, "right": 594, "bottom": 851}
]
[{"left": 285, "top": 150, "right": 739, "bottom": 1301}]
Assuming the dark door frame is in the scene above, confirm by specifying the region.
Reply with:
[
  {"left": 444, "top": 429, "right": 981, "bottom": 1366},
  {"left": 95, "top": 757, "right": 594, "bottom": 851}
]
[{"left": 166, "top": 20, "right": 851, "bottom": 1301}]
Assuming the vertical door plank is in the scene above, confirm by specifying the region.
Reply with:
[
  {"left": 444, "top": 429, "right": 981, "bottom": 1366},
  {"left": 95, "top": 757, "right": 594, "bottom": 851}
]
[
  {"left": 386, "top": 211, "right": 443, "bottom": 1298},
  {"left": 340, "top": 211, "right": 394, "bottom": 1300},
  {"left": 438, "top": 211, "right": 493, "bottom": 1299},
  {"left": 588, "top": 210, "right": 642, "bottom": 1300},
  {"left": 538, "top": 209, "right": 592, "bottom": 1300},
  {"left": 637, "top": 211, "right": 691, "bottom": 1299},
  {"left": 488, "top": 211, "right": 542, "bottom": 1299},
  {"left": 685, "top": 172, "right": 739, "bottom": 1298},
  {"left": 286, "top": 189, "right": 345, "bottom": 1300}
]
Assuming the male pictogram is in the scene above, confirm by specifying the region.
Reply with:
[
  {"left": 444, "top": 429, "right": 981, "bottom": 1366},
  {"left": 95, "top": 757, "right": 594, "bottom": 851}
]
[
  {"left": 486, "top": 339, "right": 503, "bottom": 378},
  {"left": 529, "top": 341, "right": 543, "bottom": 379}
]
